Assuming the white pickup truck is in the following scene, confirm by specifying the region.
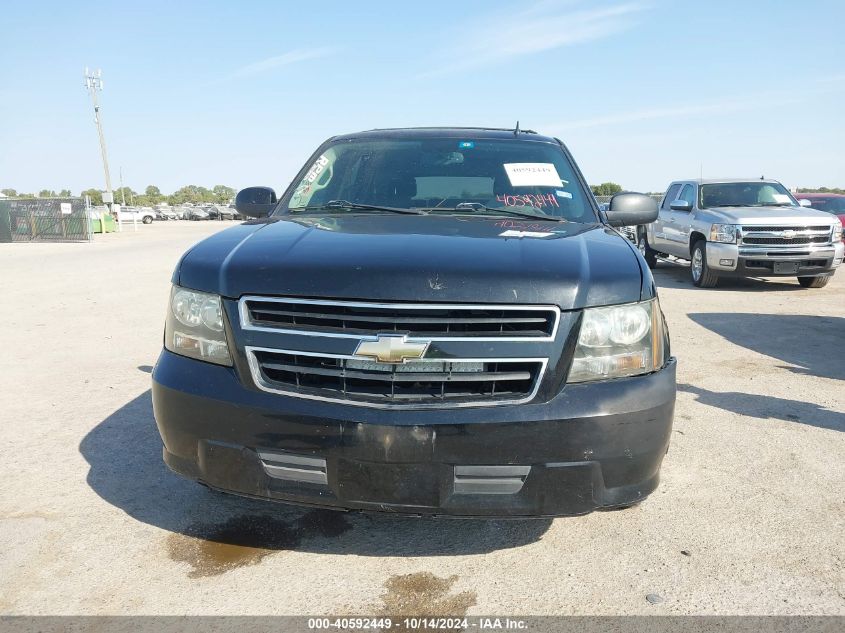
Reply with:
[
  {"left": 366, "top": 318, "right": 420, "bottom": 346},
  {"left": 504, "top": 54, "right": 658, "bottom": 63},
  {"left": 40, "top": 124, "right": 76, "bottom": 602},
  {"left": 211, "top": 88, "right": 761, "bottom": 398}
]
[{"left": 640, "top": 178, "right": 844, "bottom": 288}]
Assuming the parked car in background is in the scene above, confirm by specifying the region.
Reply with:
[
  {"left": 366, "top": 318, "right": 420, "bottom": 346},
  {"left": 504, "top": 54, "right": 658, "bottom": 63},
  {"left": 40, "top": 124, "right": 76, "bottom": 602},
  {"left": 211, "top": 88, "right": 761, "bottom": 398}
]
[
  {"left": 188, "top": 208, "right": 210, "bottom": 221},
  {"left": 798, "top": 193, "right": 845, "bottom": 241},
  {"left": 156, "top": 207, "right": 179, "bottom": 221},
  {"left": 640, "top": 178, "right": 843, "bottom": 288},
  {"left": 207, "top": 205, "right": 236, "bottom": 220},
  {"left": 152, "top": 126, "right": 673, "bottom": 518},
  {"left": 117, "top": 206, "right": 156, "bottom": 224}
]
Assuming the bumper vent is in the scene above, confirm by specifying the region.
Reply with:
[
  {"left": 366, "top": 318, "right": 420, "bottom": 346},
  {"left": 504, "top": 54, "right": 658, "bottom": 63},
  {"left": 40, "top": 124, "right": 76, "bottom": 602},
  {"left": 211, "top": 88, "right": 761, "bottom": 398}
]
[
  {"left": 257, "top": 450, "right": 328, "bottom": 485},
  {"left": 247, "top": 348, "right": 545, "bottom": 408},
  {"left": 453, "top": 465, "right": 531, "bottom": 495},
  {"left": 241, "top": 297, "right": 559, "bottom": 339}
]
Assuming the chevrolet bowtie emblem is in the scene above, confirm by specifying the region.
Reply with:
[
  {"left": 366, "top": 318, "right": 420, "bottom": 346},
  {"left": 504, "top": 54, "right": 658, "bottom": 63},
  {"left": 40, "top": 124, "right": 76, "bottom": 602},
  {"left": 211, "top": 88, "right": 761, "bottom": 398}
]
[
  {"left": 355, "top": 335, "right": 429, "bottom": 363},
  {"left": 781, "top": 230, "right": 796, "bottom": 239}
]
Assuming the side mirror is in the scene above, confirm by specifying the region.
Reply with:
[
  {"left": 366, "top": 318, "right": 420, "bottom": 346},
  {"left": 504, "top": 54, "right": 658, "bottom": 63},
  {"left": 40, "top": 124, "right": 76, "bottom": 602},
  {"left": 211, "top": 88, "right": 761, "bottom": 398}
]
[
  {"left": 798, "top": 199, "right": 812, "bottom": 207},
  {"left": 605, "top": 192, "right": 659, "bottom": 227},
  {"left": 235, "top": 186, "right": 277, "bottom": 218},
  {"left": 669, "top": 199, "right": 693, "bottom": 212}
]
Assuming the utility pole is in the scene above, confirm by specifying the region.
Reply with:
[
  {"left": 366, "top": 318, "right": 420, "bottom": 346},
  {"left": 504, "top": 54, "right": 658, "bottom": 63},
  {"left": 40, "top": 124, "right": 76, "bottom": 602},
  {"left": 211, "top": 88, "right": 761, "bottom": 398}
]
[
  {"left": 120, "top": 165, "right": 136, "bottom": 231},
  {"left": 84, "top": 67, "right": 117, "bottom": 230}
]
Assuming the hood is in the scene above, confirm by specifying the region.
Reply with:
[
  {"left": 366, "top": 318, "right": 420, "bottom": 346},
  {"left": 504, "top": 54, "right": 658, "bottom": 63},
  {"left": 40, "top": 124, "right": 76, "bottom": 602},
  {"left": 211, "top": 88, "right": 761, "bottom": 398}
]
[
  {"left": 176, "top": 214, "right": 644, "bottom": 310},
  {"left": 705, "top": 206, "right": 838, "bottom": 224}
]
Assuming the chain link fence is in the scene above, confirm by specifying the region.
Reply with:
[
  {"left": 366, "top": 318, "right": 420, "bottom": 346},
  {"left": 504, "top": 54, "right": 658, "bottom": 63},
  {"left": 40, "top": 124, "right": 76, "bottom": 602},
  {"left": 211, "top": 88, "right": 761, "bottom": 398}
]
[{"left": 0, "top": 198, "right": 92, "bottom": 243}]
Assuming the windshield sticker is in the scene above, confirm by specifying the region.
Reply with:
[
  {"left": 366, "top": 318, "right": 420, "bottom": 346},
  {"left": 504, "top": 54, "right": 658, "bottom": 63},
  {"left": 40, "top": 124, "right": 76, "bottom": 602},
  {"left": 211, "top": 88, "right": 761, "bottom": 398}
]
[
  {"left": 304, "top": 155, "right": 330, "bottom": 184},
  {"left": 555, "top": 190, "right": 572, "bottom": 199},
  {"left": 504, "top": 163, "right": 563, "bottom": 187},
  {"left": 772, "top": 194, "right": 791, "bottom": 204},
  {"left": 497, "top": 193, "right": 559, "bottom": 208},
  {"left": 499, "top": 230, "right": 556, "bottom": 239},
  {"left": 458, "top": 141, "right": 475, "bottom": 149}
]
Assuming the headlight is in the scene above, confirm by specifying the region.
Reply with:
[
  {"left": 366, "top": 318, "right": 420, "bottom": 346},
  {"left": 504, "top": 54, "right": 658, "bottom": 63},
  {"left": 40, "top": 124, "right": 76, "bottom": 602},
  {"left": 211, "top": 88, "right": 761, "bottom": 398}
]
[
  {"left": 710, "top": 223, "right": 738, "bottom": 243},
  {"left": 164, "top": 286, "right": 232, "bottom": 365},
  {"left": 832, "top": 218, "right": 843, "bottom": 241},
  {"left": 568, "top": 299, "right": 667, "bottom": 383}
]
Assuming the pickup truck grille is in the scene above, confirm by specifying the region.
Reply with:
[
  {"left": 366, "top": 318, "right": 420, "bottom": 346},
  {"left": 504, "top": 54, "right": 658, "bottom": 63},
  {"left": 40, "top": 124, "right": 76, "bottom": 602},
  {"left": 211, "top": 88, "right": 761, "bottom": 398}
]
[
  {"left": 241, "top": 297, "right": 559, "bottom": 339},
  {"left": 247, "top": 348, "right": 545, "bottom": 407},
  {"left": 740, "top": 226, "right": 832, "bottom": 247},
  {"left": 742, "top": 236, "right": 829, "bottom": 245},
  {"left": 741, "top": 225, "right": 829, "bottom": 232}
]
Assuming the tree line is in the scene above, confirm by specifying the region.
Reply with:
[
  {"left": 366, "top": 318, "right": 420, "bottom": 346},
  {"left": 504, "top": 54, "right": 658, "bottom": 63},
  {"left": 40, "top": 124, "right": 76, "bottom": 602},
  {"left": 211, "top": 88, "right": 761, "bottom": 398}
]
[
  {"left": 0, "top": 185, "right": 237, "bottom": 207},
  {"left": 4, "top": 183, "right": 842, "bottom": 204}
]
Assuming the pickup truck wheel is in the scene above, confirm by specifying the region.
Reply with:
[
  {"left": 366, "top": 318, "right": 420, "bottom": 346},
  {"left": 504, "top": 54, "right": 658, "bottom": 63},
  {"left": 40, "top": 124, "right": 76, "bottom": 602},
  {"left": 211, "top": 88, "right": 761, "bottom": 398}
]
[
  {"left": 797, "top": 274, "right": 832, "bottom": 288},
  {"left": 691, "top": 241, "right": 719, "bottom": 288},
  {"left": 142, "top": 216, "right": 153, "bottom": 224},
  {"left": 637, "top": 230, "right": 657, "bottom": 269}
]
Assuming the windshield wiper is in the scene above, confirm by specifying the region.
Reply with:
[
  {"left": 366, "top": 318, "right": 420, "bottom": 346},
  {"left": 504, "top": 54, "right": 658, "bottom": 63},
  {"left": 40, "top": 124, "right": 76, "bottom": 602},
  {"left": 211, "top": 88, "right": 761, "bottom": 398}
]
[
  {"left": 293, "top": 200, "right": 426, "bottom": 215},
  {"left": 425, "top": 202, "right": 566, "bottom": 222}
]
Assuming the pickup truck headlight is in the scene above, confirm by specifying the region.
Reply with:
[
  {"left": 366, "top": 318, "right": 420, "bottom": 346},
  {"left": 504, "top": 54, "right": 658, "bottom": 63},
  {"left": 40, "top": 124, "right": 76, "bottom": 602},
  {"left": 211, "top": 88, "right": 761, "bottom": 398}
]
[
  {"left": 710, "top": 223, "right": 739, "bottom": 243},
  {"left": 832, "top": 217, "right": 843, "bottom": 241},
  {"left": 568, "top": 299, "right": 667, "bottom": 383},
  {"left": 164, "top": 286, "right": 232, "bottom": 365}
]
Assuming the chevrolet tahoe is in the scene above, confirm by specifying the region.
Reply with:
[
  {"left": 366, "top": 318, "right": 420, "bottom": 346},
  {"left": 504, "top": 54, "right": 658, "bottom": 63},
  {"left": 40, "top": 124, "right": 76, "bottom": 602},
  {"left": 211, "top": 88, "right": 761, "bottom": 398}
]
[{"left": 152, "top": 127, "right": 675, "bottom": 517}]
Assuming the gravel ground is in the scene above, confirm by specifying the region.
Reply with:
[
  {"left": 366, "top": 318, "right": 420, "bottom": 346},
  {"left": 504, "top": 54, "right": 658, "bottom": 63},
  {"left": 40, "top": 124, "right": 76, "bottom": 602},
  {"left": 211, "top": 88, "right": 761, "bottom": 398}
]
[{"left": 0, "top": 221, "right": 842, "bottom": 616}]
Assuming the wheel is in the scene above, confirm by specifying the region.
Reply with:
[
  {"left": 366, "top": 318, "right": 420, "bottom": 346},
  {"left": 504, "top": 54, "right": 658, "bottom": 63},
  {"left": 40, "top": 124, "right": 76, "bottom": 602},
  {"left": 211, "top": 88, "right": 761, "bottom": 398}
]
[
  {"left": 142, "top": 215, "right": 153, "bottom": 224},
  {"left": 797, "top": 274, "right": 832, "bottom": 288},
  {"left": 637, "top": 230, "right": 657, "bottom": 269},
  {"left": 690, "top": 241, "right": 719, "bottom": 287}
]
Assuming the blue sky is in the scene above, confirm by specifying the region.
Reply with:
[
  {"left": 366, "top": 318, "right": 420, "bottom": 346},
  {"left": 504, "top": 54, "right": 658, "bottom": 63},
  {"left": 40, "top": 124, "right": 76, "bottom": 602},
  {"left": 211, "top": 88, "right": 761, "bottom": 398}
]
[{"left": 1, "top": 0, "right": 843, "bottom": 195}]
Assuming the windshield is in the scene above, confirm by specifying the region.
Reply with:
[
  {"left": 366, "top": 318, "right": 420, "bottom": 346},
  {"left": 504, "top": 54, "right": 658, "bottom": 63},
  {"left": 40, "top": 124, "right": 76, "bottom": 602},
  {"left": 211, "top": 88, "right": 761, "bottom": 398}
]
[
  {"left": 699, "top": 182, "right": 798, "bottom": 208},
  {"left": 280, "top": 137, "right": 596, "bottom": 222},
  {"left": 805, "top": 197, "right": 845, "bottom": 213}
]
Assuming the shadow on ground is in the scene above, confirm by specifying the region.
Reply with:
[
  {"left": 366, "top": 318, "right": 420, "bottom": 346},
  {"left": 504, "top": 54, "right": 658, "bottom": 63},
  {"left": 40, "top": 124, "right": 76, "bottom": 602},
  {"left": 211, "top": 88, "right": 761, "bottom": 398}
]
[
  {"left": 79, "top": 390, "right": 552, "bottom": 562},
  {"left": 689, "top": 313, "right": 845, "bottom": 381},
  {"left": 679, "top": 383, "right": 844, "bottom": 432},
  {"left": 652, "top": 259, "right": 809, "bottom": 292}
]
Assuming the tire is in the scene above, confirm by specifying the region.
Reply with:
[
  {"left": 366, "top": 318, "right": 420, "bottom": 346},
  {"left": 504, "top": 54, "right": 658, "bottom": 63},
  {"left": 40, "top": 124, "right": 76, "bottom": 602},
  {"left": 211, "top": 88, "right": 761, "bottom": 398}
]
[
  {"left": 142, "top": 215, "right": 153, "bottom": 224},
  {"left": 690, "top": 240, "right": 719, "bottom": 288},
  {"left": 797, "top": 274, "right": 832, "bottom": 288},
  {"left": 637, "top": 230, "right": 658, "bottom": 269}
]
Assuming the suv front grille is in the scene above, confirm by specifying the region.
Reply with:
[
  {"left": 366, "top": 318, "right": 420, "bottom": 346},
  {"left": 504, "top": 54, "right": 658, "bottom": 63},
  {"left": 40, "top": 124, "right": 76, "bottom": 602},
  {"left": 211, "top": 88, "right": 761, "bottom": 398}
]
[
  {"left": 241, "top": 297, "right": 559, "bottom": 339},
  {"left": 247, "top": 348, "right": 545, "bottom": 408}
]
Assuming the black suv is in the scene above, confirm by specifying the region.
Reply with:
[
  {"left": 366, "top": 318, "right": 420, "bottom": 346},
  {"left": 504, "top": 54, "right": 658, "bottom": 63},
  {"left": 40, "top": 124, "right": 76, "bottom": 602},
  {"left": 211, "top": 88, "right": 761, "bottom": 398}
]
[{"left": 152, "top": 127, "right": 675, "bottom": 517}]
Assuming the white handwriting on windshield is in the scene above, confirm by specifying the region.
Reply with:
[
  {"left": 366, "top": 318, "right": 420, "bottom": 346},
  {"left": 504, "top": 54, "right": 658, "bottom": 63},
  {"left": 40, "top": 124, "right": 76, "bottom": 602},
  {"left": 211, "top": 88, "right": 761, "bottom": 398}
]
[{"left": 496, "top": 193, "right": 559, "bottom": 208}]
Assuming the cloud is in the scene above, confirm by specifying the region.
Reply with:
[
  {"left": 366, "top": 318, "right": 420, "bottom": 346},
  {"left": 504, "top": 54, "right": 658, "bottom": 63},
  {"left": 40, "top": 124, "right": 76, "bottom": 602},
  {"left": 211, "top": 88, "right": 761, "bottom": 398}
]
[
  {"left": 545, "top": 93, "right": 807, "bottom": 133},
  {"left": 228, "top": 47, "right": 334, "bottom": 79},
  {"left": 418, "top": 1, "right": 648, "bottom": 78}
]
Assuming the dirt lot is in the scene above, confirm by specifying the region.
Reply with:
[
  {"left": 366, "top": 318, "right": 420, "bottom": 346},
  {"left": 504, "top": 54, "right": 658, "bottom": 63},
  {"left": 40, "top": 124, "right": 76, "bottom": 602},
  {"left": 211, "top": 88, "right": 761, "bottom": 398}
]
[{"left": 1, "top": 221, "right": 842, "bottom": 615}]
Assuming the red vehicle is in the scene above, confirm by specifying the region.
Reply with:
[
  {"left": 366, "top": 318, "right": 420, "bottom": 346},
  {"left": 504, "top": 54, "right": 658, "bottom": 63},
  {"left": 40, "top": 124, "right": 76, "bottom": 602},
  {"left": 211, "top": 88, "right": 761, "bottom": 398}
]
[{"left": 798, "top": 193, "right": 845, "bottom": 241}]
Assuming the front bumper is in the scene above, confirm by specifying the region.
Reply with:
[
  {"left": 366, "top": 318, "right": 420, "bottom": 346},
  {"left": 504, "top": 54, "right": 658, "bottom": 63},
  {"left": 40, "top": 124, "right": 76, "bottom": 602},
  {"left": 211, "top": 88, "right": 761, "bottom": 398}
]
[
  {"left": 152, "top": 350, "right": 676, "bottom": 517},
  {"left": 706, "top": 241, "right": 844, "bottom": 276}
]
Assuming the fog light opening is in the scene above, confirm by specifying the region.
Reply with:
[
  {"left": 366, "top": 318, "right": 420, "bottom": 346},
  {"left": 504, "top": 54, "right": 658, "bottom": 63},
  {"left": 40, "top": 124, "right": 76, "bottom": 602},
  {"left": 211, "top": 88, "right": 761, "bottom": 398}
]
[{"left": 719, "top": 259, "right": 735, "bottom": 266}]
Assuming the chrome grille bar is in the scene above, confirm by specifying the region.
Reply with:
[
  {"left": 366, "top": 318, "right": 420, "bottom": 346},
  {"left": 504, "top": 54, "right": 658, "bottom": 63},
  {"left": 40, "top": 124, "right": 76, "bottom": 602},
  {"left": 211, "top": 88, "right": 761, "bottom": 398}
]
[
  {"left": 239, "top": 297, "right": 560, "bottom": 342},
  {"left": 245, "top": 346, "right": 548, "bottom": 409}
]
